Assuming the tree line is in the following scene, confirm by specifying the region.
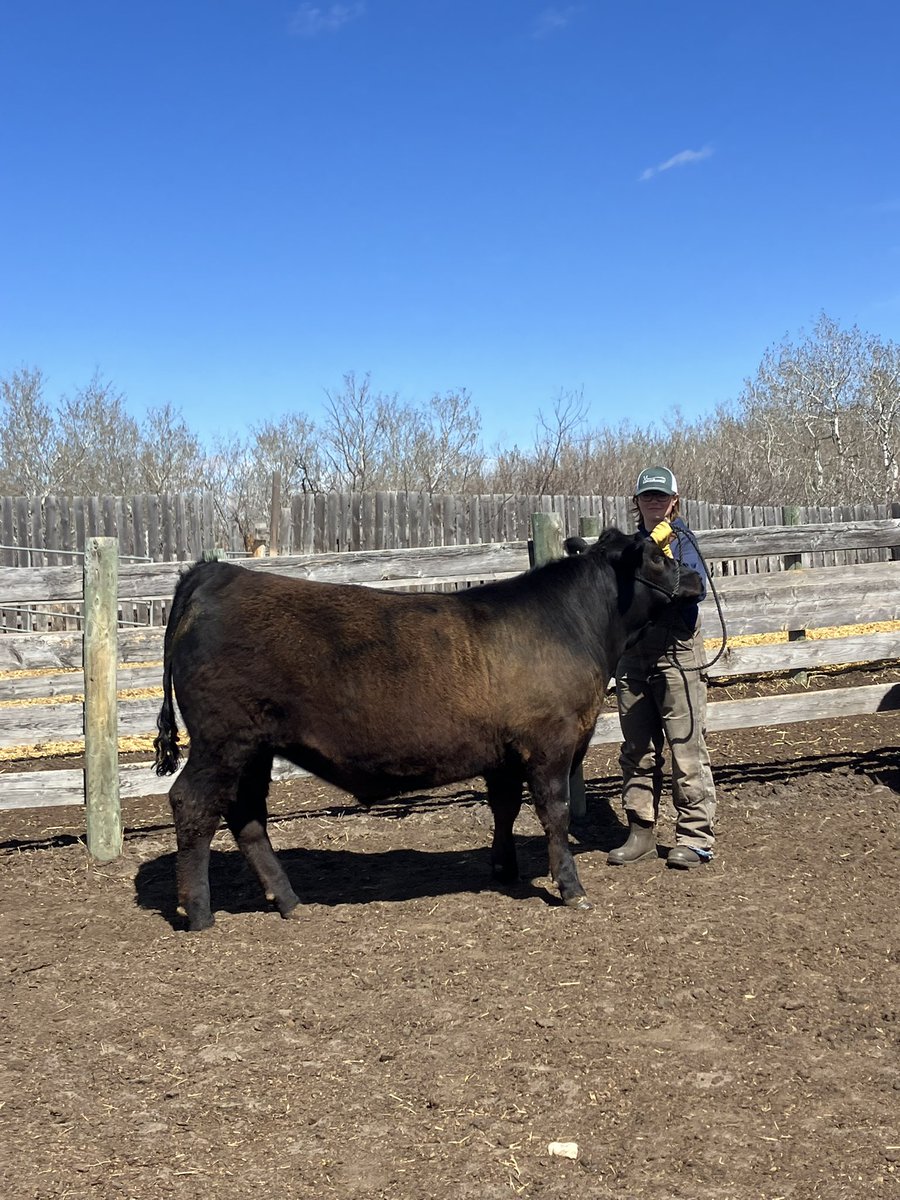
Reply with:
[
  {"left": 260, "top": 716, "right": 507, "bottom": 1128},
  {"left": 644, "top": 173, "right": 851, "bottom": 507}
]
[{"left": 2, "top": 314, "right": 898, "bottom": 545}]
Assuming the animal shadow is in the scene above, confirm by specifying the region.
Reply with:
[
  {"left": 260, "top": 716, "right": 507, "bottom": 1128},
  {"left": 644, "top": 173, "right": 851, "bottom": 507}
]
[{"left": 134, "top": 786, "right": 623, "bottom": 928}]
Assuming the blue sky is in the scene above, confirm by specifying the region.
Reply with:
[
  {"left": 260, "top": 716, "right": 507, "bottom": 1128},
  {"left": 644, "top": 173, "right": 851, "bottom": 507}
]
[{"left": 2, "top": 1, "right": 898, "bottom": 451}]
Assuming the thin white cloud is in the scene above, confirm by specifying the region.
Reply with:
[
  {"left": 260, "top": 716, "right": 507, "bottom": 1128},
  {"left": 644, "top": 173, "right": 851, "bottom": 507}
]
[
  {"left": 289, "top": 3, "right": 365, "bottom": 38},
  {"left": 639, "top": 145, "right": 714, "bottom": 182},
  {"left": 531, "top": 6, "right": 581, "bottom": 38}
]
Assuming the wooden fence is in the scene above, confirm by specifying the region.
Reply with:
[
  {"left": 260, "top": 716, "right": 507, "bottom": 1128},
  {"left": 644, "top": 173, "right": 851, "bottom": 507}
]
[
  {"left": 2, "top": 517, "right": 899, "bottom": 826},
  {"left": 4, "top": 487, "right": 900, "bottom": 566}
]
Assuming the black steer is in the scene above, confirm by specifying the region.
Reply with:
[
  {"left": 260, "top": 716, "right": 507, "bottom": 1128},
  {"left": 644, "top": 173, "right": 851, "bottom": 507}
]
[{"left": 154, "top": 527, "right": 702, "bottom": 929}]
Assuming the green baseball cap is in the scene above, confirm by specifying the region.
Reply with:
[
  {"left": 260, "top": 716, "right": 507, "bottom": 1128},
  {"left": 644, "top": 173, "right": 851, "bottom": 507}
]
[{"left": 635, "top": 466, "right": 678, "bottom": 496}]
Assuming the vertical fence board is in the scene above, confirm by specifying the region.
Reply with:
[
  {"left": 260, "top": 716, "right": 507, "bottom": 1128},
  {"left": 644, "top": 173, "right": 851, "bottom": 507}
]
[
  {"left": 428, "top": 494, "right": 441, "bottom": 546},
  {"left": 1, "top": 496, "right": 15, "bottom": 567},
  {"left": 294, "top": 494, "right": 312, "bottom": 554},
  {"left": 325, "top": 492, "right": 339, "bottom": 552},
  {"left": 86, "top": 496, "right": 100, "bottom": 541},
  {"left": 130, "top": 495, "right": 146, "bottom": 561},
  {"left": 15, "top": 497, "right": 30, "bottom": 567},
  {"left": 30, "top": 496, "right": 45, "bottom": 565},
  {"left": 160, "top": 492, "right": 174, "bottom": 559},
  {"left": 44, "top": 495, "right": 59, "bottom": 566},
  {"left": 174, "top": 493, "right": 187, "bottom": 560},
  {"left": 188, "top": 493, "right": 202, "bottom": 559},
  {"left": 396, "top": 491, "right": 409, "bottom": 549},
  {"left": 110, "top": 495, "right": 122, "bottom": 539},
  {"left": 202, "top": 491, "right": 216, "bottom": 554},
  {"left": 83, "top": 537, "right": 122, "bottom": 862},
  {"left": 316, "top": 489, "right": 331, "bottom": 549},
  {"left": 146, "top": 494, "right": 160, "bottom": 560},
  {"left": 374, "top": 492, "right": 386, "bottom": 551}
]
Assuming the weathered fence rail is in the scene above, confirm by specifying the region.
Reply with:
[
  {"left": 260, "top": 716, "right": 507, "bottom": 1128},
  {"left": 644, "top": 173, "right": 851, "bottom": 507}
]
[{"left": 2, "top": 518, "right": 899, "bottom": 819}]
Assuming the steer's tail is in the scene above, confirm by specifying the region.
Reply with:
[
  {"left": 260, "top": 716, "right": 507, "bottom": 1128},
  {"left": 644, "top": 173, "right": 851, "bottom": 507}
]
[
  {"left": 153, "top": 563, "right": 206, "bottom": 776},
  {"left": 154, "top": 619, "right": 181, "bottom": 776},
  {"left": 154, "top": 650, "right": 180, "bottom": 775}
]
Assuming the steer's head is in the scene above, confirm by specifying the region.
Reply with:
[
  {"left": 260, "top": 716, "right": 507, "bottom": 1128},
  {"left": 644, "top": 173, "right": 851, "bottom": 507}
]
[{"left": 565, "top": 527, "right": 703, "bottom": 628}]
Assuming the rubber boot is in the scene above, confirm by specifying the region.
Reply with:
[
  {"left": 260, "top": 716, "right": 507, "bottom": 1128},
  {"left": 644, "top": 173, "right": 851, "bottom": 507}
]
[
  {"left": 607, "top": 817, "right": 657, "bottom": 865},
  {"left": 667, "top": 845, "right": 712, "bottom": 870}
]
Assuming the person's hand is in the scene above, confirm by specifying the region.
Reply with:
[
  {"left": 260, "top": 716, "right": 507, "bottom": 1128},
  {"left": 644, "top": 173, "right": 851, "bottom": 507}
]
[{"left": 649, "top": 519, "right": 675, "bottom": 557}]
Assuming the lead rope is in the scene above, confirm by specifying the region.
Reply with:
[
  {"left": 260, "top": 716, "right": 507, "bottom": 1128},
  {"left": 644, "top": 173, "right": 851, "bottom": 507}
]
[{"left": 671, "top": 525, "right": 728, "bottom": 672}]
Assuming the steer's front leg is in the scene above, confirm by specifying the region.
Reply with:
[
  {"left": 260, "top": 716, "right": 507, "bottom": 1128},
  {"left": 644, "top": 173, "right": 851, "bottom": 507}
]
[{"left": 527, "top": 763, "right": 592, "bottom": 910}]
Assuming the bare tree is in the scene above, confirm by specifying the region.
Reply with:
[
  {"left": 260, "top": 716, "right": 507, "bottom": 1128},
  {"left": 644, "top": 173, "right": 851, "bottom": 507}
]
[
  {"left": 251, "top": 413, "right": 325, "bottom": 496},
  {"left": 488, "top": 390, "right": 588, "bottom": 494},
  {"left": 205, "top": 432, "right": 261, "bottom": 550},
  {"left": 409, "top": 390, "right": 483, "bottom": 493},
  {"left": 135, "top": 403, "right": 207, "bottom": 493},
  {"left": 206, "top": 412, "right": 325, "bottom": 550},
  {"left": 0, "top": 367, "right": 64, "bottom": 497},
  {"left": 320, "top": 372, "right": 397, "bottom": 491},
  {"left": 727, "top": 315, "right": 900, "bottom": 505},
  {"left": 54, "top": 373, "right": 141, "bottom": 494},
  {"left": 856, "top": 333, "right": 900, "bottom": 502}
]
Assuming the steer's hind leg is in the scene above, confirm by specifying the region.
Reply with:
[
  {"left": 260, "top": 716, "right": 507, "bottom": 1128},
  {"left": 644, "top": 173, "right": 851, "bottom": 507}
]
[
  {"left": 527, "top": 760, "right": 591, "bottom": 910},
  {"left": 485, "top": 768, "right": 524, "bottom": 884},
  {"left": 226, "top": 749, "right": 301, "bottom": 920},
  {"left": 168, "top": 758, "right": 228, "bottom": 932}
]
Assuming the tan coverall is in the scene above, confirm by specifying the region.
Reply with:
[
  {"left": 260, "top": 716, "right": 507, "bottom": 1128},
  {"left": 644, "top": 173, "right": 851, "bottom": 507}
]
[{"left": 615, "top": 617, "right": 716, "bottom": 853}]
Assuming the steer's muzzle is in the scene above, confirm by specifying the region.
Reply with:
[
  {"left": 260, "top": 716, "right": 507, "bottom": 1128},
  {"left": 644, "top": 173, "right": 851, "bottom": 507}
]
[{"left": 674, "top": 563, "right": 703, "bottom": 601}]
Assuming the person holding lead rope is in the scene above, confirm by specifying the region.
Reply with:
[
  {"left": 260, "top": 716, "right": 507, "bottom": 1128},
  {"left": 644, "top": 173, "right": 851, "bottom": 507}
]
[{"left": 608, "top": 466, "right": 717, "bottom": 869}]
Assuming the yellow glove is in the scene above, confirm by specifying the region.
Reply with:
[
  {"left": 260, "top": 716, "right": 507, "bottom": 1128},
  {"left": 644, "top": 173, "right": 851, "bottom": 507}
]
[{"left": 649, "top": 519, "right": 675, "bottom": 558}]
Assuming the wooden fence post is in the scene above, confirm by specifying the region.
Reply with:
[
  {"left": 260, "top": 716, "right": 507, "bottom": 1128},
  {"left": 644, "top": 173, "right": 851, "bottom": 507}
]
[
  {"left": 269, "top": 471, "right": 282, "bottom": 556},
  {"left": 530, "top": 510, "right": 564, "bottom": 565},
  {"left": 782, "top": 505, "right": 807, "bottom": 686},
  {"left": 84, "top": 537, "right": 122, "bottom": 862},
  {"left": 578, "top": 515, "right": 600, "bottom": 540},
  {"left": 530, "top": 512, "right": 587, "bottom": 820}
]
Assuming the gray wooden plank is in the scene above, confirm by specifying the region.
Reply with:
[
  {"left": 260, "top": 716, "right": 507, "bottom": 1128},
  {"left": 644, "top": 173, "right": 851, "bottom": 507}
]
[
  {"left": 589, "top": 681, "right": 900, "bottom": 744},
  {"left": 0, "top": 628, "right": 165, "bottom": 670},
  {"left": 0, "top": 754, "right": 314, "bottom": 811},
  {"left": 0, "top": 663, "right": 162, "bottom": 701}
]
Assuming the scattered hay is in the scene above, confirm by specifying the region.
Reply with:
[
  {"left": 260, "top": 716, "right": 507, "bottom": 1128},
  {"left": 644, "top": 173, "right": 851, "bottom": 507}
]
[{"left": 705, "top": 619, "right": 900, "bottom": 650}]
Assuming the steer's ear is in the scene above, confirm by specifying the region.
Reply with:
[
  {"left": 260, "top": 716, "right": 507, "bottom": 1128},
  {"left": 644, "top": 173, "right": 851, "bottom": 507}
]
[
  {"left": 564, "top": 536, "right": 589, "bottom": 556},
  {"left": 615, "top": 537, "right": 652, "bottom": 585},
  {"left": 595, "top": 528, "right": 647, "bottom": 572}
]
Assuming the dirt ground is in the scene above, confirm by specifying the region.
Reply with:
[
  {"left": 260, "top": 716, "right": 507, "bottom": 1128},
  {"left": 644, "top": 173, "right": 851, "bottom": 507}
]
[{"left": 2, "top": 697, "right": 899, "bottom": 1199}]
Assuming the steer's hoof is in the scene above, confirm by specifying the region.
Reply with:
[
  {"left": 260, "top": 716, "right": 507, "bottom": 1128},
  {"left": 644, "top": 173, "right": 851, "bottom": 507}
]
[
  {"left": 186, "top": 915, "right": 215, "bottom": 932},
  {"left": 281, "top": 903, "right": 303, "bottom": 922},
  {"left": 564, "top": 893, "right": 593, "bottom": 911}
]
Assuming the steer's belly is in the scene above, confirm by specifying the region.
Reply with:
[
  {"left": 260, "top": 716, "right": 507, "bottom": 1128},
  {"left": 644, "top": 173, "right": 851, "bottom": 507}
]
[
  {"left": 280, "top": 738, "right": 496, "bottom": 800},
  {"left": 280, "top": 715, "right": 508, "bottom": 801}
]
